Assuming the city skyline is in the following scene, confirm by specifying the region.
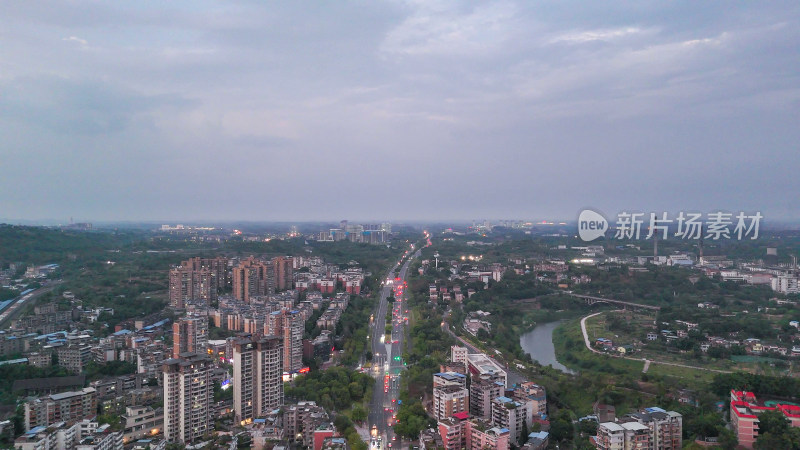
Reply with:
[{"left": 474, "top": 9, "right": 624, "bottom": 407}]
[{"left": 2, "top": 1, "right": 799, "bottom": 222}]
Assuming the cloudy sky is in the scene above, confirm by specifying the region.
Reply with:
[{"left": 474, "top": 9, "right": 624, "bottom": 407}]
[{"left": 1, "top": 1, "right": 798, "bottom": 223}]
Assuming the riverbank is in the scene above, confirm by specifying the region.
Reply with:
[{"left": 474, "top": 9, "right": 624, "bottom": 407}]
[
  {"left": 553, "top": 318, "right": 646, "bottom": 376},
  {"left": 519, "top": 320, "right": 575, "bottom": 374}
]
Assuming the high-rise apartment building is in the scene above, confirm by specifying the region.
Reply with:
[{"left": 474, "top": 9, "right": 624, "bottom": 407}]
[
  {"left": 265, "top": 309, "right": 304, "bottom": 373},
  {"left": 284, "top": 311, "right": 304, "bottom": 372},
  {"left": 163, "top": 353, "right": 213, "bottom": 444},
  {"left": 466, "top": 353, "right": 507, "bottom": 388},
  {"left": 232, "top": 257, "right": 275, "bottom": 302},
  {"left": 438, "top": 413, "right": 471, "bottom": 450},
  {"left": 273, "top": 256, "right": 294, "bottom": 292},
  {"left": 233, "top": 336, "right": 284, "bottom": 425},
  {"left": 491, "top": 396, "right": 525, "bottom": 445},
  {"left": 172, "top": 317, "right": 208, "bottom": 358},
  {"left": 469, "top": 373, "right": 504, "bottom": 421},
  {"left": 434, "top": 372, "right": 467, "bottom": 389},
  {"left": 169, "top": 257, "right": 226, "bottom": 308},
  {"left": 434, "top": 385, "right": 469, "bottom": 422}
]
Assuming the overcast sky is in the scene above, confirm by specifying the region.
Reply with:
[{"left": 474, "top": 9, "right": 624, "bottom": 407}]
[{"left": 1, "top": 1, "right": 798, "bottom": 223}]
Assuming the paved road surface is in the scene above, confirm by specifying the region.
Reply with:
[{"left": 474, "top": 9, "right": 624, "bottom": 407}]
[{"left": 368, "top": 244, "right": 419, "bottom": 449}]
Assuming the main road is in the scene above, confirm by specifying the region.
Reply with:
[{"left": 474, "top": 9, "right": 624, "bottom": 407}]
[{"left": 368, "top": 242, "right": 421, "bottom": 449}]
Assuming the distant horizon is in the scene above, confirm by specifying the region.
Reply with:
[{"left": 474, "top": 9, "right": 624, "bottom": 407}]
[{"left": 5, "top": 214, "right": 800, "bottom": 229}]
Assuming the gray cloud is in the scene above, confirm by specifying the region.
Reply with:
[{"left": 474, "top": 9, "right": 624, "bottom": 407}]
[
  {"left": 0, "top": 76, "right": 193, "bottom": 134},
  {"left": 0, "top": 0, "right": 798, "bottom": 222}
]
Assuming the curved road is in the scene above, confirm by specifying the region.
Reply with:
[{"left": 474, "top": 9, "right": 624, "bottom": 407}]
[{"left": 579, "top": 311, "right": 731, "bottom": 374}]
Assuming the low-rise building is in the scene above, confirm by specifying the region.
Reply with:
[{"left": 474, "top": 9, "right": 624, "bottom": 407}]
[
  {"left": 122, "top": 406, "right": 162, "bottom": 444},
  {"left": 594, "top": 407, "right": 682, "bottom": 450},
  {"left": 465, "top": 419, "right": 509, "bottom": 450},
  {"left": 522, "top": 431, "right": 549, "bottom": 450},
  {"left": 14, "top": 420, "right": 122, "bottom": 450},
  {"left": 24, "top": 388, "right": 98, "bottom": 432},
  {"left": 730, "top": 390, "right": 800, "bottom": 449}
]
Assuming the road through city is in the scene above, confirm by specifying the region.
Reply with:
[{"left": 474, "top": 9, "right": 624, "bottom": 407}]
[{"left": 368, "top": 243, "right": 421, "bottom": 450}]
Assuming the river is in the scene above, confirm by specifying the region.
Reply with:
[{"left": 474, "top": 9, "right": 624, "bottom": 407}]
[{"left": 519, "top": 321, "right": 575, "bottom": 374}]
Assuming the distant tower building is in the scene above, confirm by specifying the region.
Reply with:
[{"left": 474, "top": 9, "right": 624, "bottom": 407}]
[
  {"left": 653, "top": 229, "right": 658, "bottom": 258},
  {"left": 699, "top": 237, "right": 705, "bottom": 265},
  {"left": 272, "top": 256, "right": 294, "bottom": 292},
  {"left": 168, "top": 257, "right": 227, "bottom": 308},
  {"left": 232, "top": 257, "right": 275, "bottom": 302},
  {"left": 172, "top": 317, "right": 208, "bottom": 358},
  {"left": 233, "top": 336, "right": 284, "bottom": 425},
  {"left": 163, "top": 353, "right": 213, "bottom": 444}
]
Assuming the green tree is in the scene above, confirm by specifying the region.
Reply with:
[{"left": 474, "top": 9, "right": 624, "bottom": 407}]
[
  {"left": 753, "top": 410, "right": 800, "bottom": 450},
  {"left": 579, "top": 420, "right": 597, "bottom": 436},
  {"left": 394, "top": 401, "right": 432, "bottom": 439},
  {"left": 757, "top": 410, "right": 789, "bottom": 436},
  {"left": 520, "top": 422, "right": 529, "bottom": 444},
  {"left": 351, "top": 404, "right": 367, "bottom": 423},
  {"left": 754, "top": 431, "right": 792, "bottom": 450},
  {"left": 96, "top": 413, "right": 122, "bottom": 431},
  {"left": 550, "top": 418, "right": 574, "bottom": 443},
  {"left": 717, "top": 427, "right": 738, "bottom": 450}
]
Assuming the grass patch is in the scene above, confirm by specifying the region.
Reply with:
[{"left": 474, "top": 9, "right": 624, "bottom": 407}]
[
  {"left": 645, "top": 363, "right": 716, "bottom": 384},
  {"left": 553, "top": 318, "right": 645, "bottom": 376}
]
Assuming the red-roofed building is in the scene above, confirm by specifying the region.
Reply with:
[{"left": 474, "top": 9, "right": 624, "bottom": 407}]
[
  {"left": 453, "top": 412, "right": 470, "bottom": 421},
  {"left": 439, "top": 413, "right": 470, "bottom": 450},
  {"left": 779, "top": 404, "right": 800, "bottom": 428},
  {"left": 730, "top": 390, "right": 800, "bottom": 449},
  {"left": 730, "top": 400, "right": 760, "bottom": 449}
]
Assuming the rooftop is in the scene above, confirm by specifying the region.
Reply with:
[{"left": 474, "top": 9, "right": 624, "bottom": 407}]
[{"left": 600, "top": 422, "right": 624, "bottom": 432}]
